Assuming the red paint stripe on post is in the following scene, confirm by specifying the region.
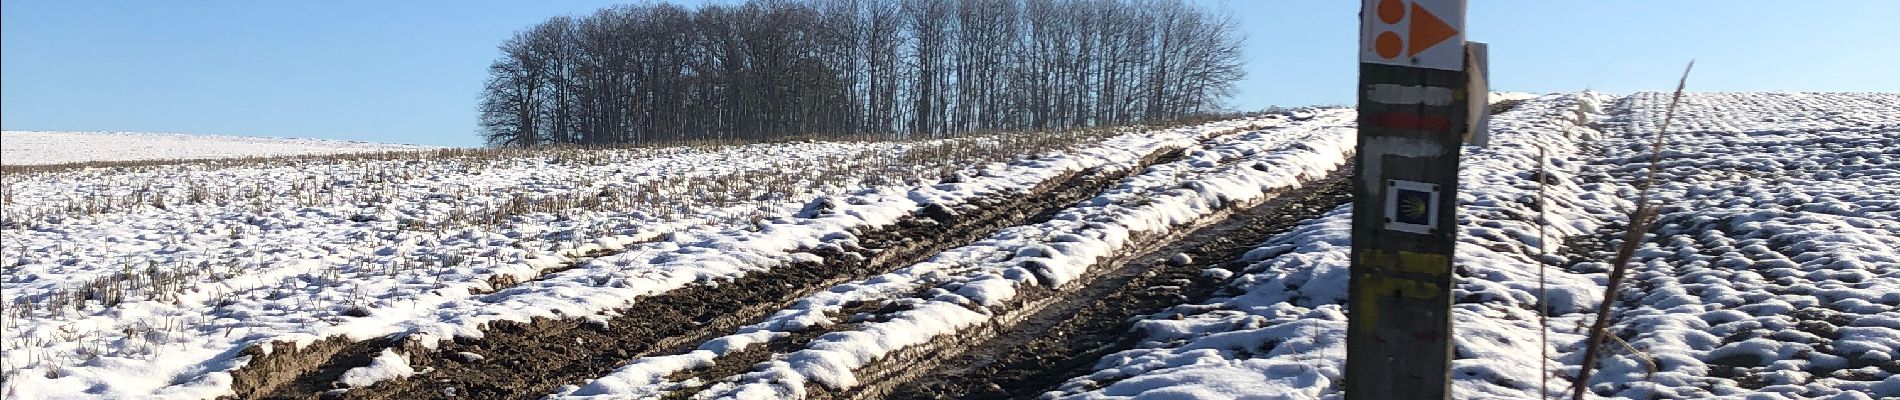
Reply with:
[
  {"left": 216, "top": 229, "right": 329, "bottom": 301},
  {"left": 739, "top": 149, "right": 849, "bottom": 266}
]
[{"left": 1371, "top": 112, "right": 1452, "bottom": 133}]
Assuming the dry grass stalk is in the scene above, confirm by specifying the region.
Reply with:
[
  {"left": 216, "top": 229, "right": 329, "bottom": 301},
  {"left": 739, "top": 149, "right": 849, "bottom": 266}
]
[
  {"left": 1538, "top": 142, "right": 1551, "bottom": 398},
  {"left": 1571, "top": 61, "right": 1693, "bottom": 400}
]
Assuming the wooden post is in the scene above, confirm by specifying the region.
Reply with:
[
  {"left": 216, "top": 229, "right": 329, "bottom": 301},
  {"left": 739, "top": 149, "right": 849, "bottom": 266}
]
[{"left": 1345, "top": 0, "right": 1474, "bottom": 399}]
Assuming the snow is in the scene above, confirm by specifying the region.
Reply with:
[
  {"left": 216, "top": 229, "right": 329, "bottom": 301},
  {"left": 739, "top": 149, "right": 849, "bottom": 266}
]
[
  {"left": 0, "top": 130, "right": 433, "bottom": 166},
  {"left": 1576, "top": 92, "right": 1900, "bottom": 398},
  {"left": 1491, "top": 91, "right": 1547, "bottom": 104},
  {"left": 6, "top": 92, "right": 1894, "bottom": 399},
  {"left": 0, "top": 121, "right": 1243, "bottom": 399},
  {"left": 384, "top": 120, "right": 1248, "bottom": 349},
  {"left": 1167, "top": 253, "right": 1195, "bottom": 266},
  {"left": 555, "top": 109, "right": 1357, "bottom": 399},
  {"left": 1049, "top": 92, "right": 1628, "bottom": 399},
  {"left": 338, "top": 349, "right": 418, "bottom": 388},
  {"left": 1050, "top": 92, "right": 1900, "bottom": 400}
]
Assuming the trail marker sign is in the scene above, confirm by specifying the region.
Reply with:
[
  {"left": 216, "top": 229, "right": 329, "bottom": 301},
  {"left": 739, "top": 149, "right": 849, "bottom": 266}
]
[
  {"left": 1345, "top": 0, "right": 1476, "bottom": 399},
  {"left": 1360, "top": 0, "right": 1466, "bottom": 71}
]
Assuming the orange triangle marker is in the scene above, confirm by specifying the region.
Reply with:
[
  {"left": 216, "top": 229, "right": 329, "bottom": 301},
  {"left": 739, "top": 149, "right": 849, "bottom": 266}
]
[{"left": 1407, "top": 2, "right": 1458, "bottom": 57}]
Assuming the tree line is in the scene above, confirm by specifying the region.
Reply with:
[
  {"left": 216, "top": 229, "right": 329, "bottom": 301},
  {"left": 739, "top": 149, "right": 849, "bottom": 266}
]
[{"left": 479, "top": 0, "right": 1245, "bottom": 147}]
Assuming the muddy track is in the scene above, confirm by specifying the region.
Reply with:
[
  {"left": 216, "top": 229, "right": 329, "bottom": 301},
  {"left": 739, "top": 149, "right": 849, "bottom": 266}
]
[
  {"left": 223, "top": 247, "right": 628, "bottom": 400},
  {"left": 741, "top": 164, "right": 1354, "bottom": 400},
  {"left": 231, "top": 138, "right": 1205, "bottom": 400}
]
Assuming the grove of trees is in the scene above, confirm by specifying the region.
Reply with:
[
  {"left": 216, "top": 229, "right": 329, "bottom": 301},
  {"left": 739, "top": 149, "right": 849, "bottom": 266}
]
[{"left": 479, "top": 0, "right": 1245, "bottom": 147}]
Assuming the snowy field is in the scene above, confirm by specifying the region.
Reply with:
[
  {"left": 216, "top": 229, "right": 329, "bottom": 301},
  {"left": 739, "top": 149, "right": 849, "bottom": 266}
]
[
  {"left": 1581, "top": 93, "right": 1900, "bottom": 398},
  {"left": 556, "top": 109, "right": 1357, "bottom": 399},
  {"left": 0, "top": 120, "right": 1254, "bottom": 398},
  {"left": 1049, "top": 92, "right": 1900, "bottom": 399},
  {"left": 0, "top": 131, "right": 434, "bottom": 166},
  {"left": 3, "top": 92, "right": 1896, "bottom": 400}
]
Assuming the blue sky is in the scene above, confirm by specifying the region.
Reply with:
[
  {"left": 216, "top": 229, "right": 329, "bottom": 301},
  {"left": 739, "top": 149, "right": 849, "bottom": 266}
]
[{"left": 4, "top": 1, "right": 1895, "bottom": 147}]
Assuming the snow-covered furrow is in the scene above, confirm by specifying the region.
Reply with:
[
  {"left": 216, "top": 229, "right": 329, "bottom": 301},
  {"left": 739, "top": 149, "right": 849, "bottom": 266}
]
[
  {"left": 2, "top": 141, "right": 899, "bottom": 301},
  {"left": 1578, "top": 92, "right": 1900, "bottom": 398},
  {"left": 277, "top": 120, "right": 1274, "bottom": 399},
  {"left": 556, "top": 109, "right": 1357, "bottom": 400},
  {"left": 877, "top": 168, "right": 1353, "bottom": 400},
  {"left": 1044, "top": 92, "right": 1629, "bottom": 399},
  {"left": 0, "top": 125, "right": 1233, "bottom": 399},
  {"left": 388, "top": 121, "right": 1246, "bottom": 343},
  {"left": 543, "top": 120, "right": 1320, "bottom": 398},
  {"left": 321, "top": 119, "right": 1273, "bottom": 399},
  {"left": 1, "top": 143, "right": 917, "bottom": 400}
]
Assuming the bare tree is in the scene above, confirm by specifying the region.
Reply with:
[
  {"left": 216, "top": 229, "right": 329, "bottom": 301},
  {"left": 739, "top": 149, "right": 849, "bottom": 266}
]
[
  {"left": 479, "top": 31, "right": 546, "bottom": 147},
  {"left": 477, "top": 0, "right": 1246, "bottom": 147}
]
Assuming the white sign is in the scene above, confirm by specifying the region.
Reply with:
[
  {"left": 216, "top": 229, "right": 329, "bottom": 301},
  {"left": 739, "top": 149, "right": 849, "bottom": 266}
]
[
  {"left": 1360, "top": 0, "right": 1466, "bottom": 71},
  {"left": 1383, "top": 179, "right": 1441, "bottom": 234}
]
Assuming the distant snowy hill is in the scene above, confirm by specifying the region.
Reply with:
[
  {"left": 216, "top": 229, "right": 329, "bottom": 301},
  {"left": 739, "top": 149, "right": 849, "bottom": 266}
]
[
  {"left": 0, "top": 131, "right": 435, "bottom": 166},
  {"left": 1491, "top": 91, "right": 1545, "bottom": 103}
]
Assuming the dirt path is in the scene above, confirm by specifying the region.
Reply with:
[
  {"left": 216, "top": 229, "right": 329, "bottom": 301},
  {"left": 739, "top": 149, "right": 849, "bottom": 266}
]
[
  {"left": 868, "top": 167, "right": 1353, "bottom": 400},
  {"left": 632, "top": 141, "right": 1355, "bottom": 400},
  {"left": 239, "top": 137, "right": 1209, "bottom": 400},
  {"left": 626, "top": 164, "right": 1351, "bottom": 400}
]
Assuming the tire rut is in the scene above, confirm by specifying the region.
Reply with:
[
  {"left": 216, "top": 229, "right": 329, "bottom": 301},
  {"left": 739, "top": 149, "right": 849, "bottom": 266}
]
[
  {"left": 223, "top": 246, "right": 637, "bottom": 400},
  {"left": 247, "top": 133, "right": 1216, "bottom": 400},
  {"left": 631, "top": 131, "right": 1348, "bottom": 400},
  {"left": 863, "top": 165, "right": 1354, "bottom": 400}
]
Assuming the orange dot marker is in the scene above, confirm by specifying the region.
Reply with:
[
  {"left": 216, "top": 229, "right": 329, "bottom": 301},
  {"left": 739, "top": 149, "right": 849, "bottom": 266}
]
[
  {"left": 1375, "top": 31, "right": 1403, "bottom": 59},
  {"left": 1378, "top": 0, "right": 1405, "bottom": 24}
]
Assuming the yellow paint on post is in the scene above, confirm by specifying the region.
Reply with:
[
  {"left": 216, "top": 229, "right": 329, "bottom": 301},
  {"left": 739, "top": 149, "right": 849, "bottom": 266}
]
[
  {"left": 1350, "top": 270, "right": 1448, "bottom": 335},
  {"left": 1364, "top": 274, "right": 1442, "bottom": 299},
  {"left": 1357, "top": 250, "right": 1451, "bottom": 275}
]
